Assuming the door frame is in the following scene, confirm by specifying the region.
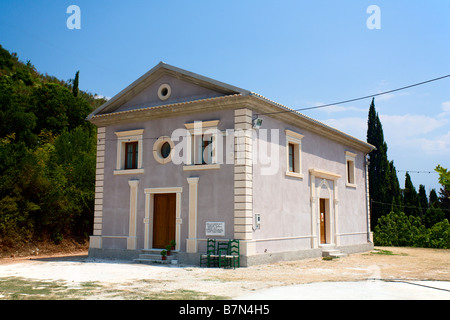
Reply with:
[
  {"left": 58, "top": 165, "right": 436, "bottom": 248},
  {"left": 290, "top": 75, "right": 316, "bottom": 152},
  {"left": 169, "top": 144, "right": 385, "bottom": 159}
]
[
  {"left": 144, "top": 187, "right": 182, "bottom": 251},
  {"left": 309, "top": 168, "right": 341, "bottom": 248},
  {"left": 319, "top": 198, "right": 330, "bottom": 244}
]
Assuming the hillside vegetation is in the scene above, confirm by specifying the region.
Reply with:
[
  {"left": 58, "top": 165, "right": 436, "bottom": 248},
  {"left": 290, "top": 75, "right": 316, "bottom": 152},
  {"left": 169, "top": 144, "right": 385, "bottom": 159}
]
[{"left": 0, "top": 45, "right": 105, "bottom": 252}]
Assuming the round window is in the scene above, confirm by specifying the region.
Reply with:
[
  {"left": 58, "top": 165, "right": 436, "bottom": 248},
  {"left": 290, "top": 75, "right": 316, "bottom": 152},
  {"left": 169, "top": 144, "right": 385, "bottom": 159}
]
[
  {"left": 160, "top": 142, "right": 171, "bottom": 159},
  {"left": 153, "top": 136, "right": 174, "bottom": 164},
  {"left": 157, "top": 84, "right": 171, "bottom": 101}
]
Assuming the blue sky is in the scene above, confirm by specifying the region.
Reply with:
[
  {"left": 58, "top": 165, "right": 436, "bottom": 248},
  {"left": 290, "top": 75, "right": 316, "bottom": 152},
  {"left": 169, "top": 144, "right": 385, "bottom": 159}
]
[{"left": 1, "top": 1, "right": 449, "bottom": 193}]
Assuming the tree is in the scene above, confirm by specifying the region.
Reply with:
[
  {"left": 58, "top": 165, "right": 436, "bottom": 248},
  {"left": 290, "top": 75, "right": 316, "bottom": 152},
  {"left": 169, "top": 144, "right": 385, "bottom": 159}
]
[
  {"left": 367, "top": 98, "right": 399, "bottom": 229},
  {"left": 72, "top": 70, "right": 79, "bottom": 97},
  {"left": 403, "top": 172, "right": 420, "bottom": 217},
  {"left": 435, "top": 165, "right": 450, "bottom": 221},
  {"left": 418, "top": 184, "right": 428, "bottom": 217},
  {"left": 429, "top": 189, "right": 439, "bottom": 208},
  {"left": 435, "top": 165, "right": 450, "bottom": 191}
]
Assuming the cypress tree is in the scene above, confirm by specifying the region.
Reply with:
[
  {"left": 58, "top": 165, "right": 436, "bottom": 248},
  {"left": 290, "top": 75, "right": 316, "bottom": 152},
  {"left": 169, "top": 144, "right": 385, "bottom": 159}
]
[
  {"left": 418, "top": 184, "right": 428, "bottom": 217},
  {"left": 403, "top": 172, "right": 420, "bottom": 217},
  {"left": 72, "top": 70, "right": 79, "bottom": 97},
  {"left": 429, "top": 189, "right": 439, "bottom": 208},
  {"left": 367, "top": 98, "right": 399, "bottom": 229}
]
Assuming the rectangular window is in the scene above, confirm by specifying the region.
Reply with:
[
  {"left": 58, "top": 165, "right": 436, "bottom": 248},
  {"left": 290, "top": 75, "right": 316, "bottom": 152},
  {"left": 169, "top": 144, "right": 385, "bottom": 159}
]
[
  {"left": 201, "top": 134, "right": 213, "bottom": 165},
  {"left": 114, "top": 129, "right": 144, "bottom": 175},
  {"left": 125, "top": 141, "right": 138, "bottom": 169},
  {"left": 285, "top": 129, "right": 304, "bottom": 179},
  {"left": 288, "top": 143, "right": 295, "bottom": 172},
  {"left": 347, "top": 160, "right": 354, "bottom": 183},
  {"left": 191, "top": 134, "right": 213, "bottom": 165},
  {"left": 345, "top": 151, "right": 357, "bottom": 187},
  {"left": 184, "top": 120, "right": 221, "bottom": 171}
]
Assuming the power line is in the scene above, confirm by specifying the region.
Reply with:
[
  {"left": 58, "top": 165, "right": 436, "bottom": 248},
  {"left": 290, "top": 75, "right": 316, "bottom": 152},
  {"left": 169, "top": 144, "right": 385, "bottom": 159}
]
[
  {"left": 371, "top": 200, "right": 450, "bottom": 212},
  {"left": 254, "top": 73, "right": 450, "bottom": 116},
  {"left": 397, "top": 170, "right": 438, "bottom": 175}
]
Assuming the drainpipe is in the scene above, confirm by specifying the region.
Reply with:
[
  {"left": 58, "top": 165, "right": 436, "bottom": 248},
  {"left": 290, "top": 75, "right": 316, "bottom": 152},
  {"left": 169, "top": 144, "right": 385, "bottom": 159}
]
[{"left": 364, "top": 155, "right": 372, "bottom": 243}]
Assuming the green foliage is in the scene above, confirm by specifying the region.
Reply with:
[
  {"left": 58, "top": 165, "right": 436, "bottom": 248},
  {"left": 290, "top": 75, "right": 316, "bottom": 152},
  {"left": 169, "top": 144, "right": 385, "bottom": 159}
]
[
  {"left": 367, "top": 98, "right": 401, "bottom": 229},
  {"left": 72, "top": 71, "right": 79, "bottom": 97},
  {"left": 0, "top": 45, "right": 97, "bottom": 247},
  {"left": 435, "top": 165, "right": 450, "bottom": 191},
  {"left": 403, "top": 172, "right": 421, "bottom": 217},
  {"left": 374, "top": 211, "right": 450, "bottom": 249}
]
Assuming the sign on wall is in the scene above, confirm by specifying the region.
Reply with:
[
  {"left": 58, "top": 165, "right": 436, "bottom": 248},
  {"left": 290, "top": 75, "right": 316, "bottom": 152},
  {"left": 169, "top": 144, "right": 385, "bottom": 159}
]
[{"left": 206, "top": 222, "right": 225, "bottom": 236}]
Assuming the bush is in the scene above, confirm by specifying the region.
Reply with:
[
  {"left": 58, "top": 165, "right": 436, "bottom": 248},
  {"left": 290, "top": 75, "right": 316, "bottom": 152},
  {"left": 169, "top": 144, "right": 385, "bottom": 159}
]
[{"left": 374, "top": 211, "right": 450, "bottom": 249}]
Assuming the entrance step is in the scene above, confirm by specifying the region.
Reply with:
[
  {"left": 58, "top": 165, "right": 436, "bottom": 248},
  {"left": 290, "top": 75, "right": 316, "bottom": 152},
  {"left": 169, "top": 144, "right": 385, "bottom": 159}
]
[
  {"left": 321, "top": 246, "right": 347, "bottom": 258},
  {"left": 134, "top": 249, "right": 178, "bottom": 265}
]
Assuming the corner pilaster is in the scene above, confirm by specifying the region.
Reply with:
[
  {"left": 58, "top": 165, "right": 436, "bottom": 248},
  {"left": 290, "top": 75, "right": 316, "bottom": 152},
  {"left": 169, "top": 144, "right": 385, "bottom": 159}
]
[
  {"left": 127, "top": 180, "right": 139, "bottom": 250},
  {"left": 234, "top": 108, "right": 255, "bottom": 255},
  {"left": 186, "top": 177, "right": 199, "bottom": 253},
  {"left": 90, "top": 126, "right": 105, "bottom": 249}
]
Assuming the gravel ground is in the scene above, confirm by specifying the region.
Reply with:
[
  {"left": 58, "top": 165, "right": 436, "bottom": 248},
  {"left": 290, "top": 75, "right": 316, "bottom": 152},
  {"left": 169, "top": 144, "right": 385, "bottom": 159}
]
[{"left": 0, "top": 246, "right": 449, "bottom": 299}]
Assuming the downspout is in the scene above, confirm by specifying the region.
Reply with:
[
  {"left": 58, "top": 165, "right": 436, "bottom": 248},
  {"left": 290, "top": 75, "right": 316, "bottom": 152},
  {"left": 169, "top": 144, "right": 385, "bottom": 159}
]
[{"left": 364, "top": 154, "right": 373, "bottom": 243}]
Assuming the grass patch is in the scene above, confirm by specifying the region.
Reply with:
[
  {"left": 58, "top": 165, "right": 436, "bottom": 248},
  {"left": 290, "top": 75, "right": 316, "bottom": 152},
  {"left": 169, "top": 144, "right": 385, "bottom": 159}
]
[
  {"left": 370, "top": 249, "right": 408, "bottom": 256},
  {"left": 0, "top": 277, "right": 101, "bottom": 300},
  {"left": 0, "top": 277, "right": 229, "bottom": 300}
]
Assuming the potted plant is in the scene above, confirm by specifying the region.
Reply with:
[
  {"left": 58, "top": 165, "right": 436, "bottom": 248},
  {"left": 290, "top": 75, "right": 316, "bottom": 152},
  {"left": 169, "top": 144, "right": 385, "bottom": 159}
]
[
  {"left": 161, "top": 250, "right": 167, "bottom": 260},
  {"left": 165, "top": 244, "right": 172, "bottom": 256},
  {"left": 170, "top": 240, "right": 176, "bottom": 250}
]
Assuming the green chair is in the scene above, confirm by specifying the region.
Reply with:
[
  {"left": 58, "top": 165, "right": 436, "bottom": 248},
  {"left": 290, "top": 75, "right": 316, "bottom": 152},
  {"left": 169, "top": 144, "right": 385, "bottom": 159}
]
[
  {"left": 217, "top": 240, "right": 230, "bottom": 268},
  {"left": 200, "top": 239, "right": 216, "bottom": 267},
  {"left": 225, "top": 239, "right": 240, "bottom": 269}
]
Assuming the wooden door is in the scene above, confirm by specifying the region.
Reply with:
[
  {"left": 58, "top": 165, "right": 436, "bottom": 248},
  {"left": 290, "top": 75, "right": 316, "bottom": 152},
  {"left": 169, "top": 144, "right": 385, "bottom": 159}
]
[
  {"left": 153, "top": 193, "right": 176, "bottom": 249},
  {"left": 320, "top": 198, "right": 327, "bottom": 244}
]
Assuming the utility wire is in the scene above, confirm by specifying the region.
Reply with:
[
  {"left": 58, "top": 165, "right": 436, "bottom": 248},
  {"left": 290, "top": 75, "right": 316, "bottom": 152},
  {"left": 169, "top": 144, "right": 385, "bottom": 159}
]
[
  {"left": 371, "top": 200, "right": 450, "bottom": 212},
  {"left": 397, "top": 170, "right": 438, "bottom": 174},
  {"left": 254, "top": 74, "right": 450, "bottom": 116}
]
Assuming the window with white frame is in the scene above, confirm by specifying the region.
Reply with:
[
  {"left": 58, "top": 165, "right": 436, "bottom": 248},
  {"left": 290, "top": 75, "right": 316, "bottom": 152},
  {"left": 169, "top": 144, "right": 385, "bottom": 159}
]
[
  {"left": 345, "top": 151, "right": 357, "bottom": 187},
  {"left": 184, "top": 120, "right": 221, "bottom": 170},
  {"left": 114, "top": 129, "right": 144, "bottom": 175},
  {"left": 285, "top": 129, "right": 304, "bottom": 179},
  {"left": 153, "top": 136, "right": 174, "bottom": 165}
]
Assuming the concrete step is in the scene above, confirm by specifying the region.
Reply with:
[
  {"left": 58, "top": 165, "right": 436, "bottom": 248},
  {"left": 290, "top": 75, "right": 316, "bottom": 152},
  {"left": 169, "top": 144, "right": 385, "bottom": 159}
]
[
  {"left": 322, "top": 248, "right": 347, "bottom": 258},
  {"left": 134, "top": 249, "right": 178, "bottom": 265},
  {"left": 134, "top": 258, "right": 176, "bottom": 265}
]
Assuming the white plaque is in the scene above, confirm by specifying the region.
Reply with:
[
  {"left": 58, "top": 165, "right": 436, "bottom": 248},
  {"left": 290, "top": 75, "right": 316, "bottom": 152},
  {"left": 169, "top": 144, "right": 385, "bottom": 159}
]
[{"left": 206, "top": 222, "right": 225, "bottom": 236}]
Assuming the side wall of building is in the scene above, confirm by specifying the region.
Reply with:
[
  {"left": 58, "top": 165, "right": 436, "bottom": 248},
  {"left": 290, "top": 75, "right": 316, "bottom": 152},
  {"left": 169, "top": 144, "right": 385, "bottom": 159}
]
[{"left": 252, "top": 115, "right": 370, "bottom": 255}]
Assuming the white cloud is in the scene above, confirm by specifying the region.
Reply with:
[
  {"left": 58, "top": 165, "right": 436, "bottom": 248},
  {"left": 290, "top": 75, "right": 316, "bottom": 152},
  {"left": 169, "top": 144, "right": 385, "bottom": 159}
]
[
  {"left": 376, "top": 91, "right": 410, "bottom": 102},
  {"left": 94, "top": 94, "right": 111, "bottom": 101},
  {"left": 321, "top": 112, "right": 449, "bottom": 157},
  {"left": 322, "top": 117, "right": 367, "bottom": 141},
  {"left": 439, "top": 101, "right": 450, "bottom": 117},
  {"left": 311, "top": 101, "right": 367, "bottom": 114},
  {"left": 415, "top": 131, "right": 450, "bottom": 155},
  {"left": 380, "top": 114, "right": 448, "bottom": 138}
]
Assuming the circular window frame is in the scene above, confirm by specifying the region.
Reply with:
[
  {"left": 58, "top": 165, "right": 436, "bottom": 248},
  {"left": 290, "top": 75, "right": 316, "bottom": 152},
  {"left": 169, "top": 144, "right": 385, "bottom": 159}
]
[
  {"left": 157, "top": 83, "right": 171, "bottom": 101},
  {"left": 153, "top": 136, "right": 174, "bottom": 164}
]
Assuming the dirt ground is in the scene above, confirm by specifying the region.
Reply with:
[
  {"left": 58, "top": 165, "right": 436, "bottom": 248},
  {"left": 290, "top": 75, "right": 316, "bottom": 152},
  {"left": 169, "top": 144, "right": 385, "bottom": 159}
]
[{"left": 0, "top": 246, "right": 449, "bottom": 299}]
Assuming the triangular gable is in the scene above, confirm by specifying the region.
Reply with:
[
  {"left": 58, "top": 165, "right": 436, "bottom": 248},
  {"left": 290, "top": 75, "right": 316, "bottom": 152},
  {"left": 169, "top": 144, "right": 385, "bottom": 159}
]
[{"left": 87, "top": 62, "right": 250, "bottom": 119}]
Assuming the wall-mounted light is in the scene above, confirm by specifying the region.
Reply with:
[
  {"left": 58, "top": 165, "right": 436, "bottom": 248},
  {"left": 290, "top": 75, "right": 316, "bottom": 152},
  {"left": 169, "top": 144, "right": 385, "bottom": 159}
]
[{"left": 252, "top": 117, "right": 263, "bottom": 129}]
